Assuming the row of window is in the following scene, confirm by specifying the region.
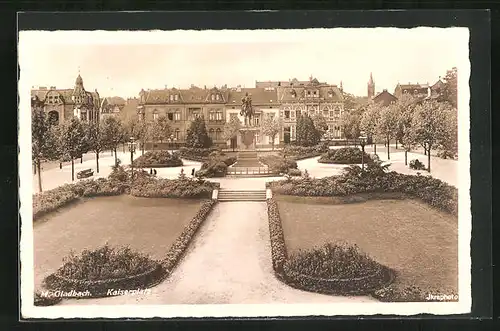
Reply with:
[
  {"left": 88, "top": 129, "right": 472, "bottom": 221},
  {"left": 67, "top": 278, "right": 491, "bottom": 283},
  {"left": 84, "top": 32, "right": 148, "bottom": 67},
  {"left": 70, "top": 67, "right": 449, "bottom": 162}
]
[
  {"left": 283, "top": 109, "right": 341, "bottom": 120},
  {"left": 290, "top": 90, "right": 336, "bottom": 98}
]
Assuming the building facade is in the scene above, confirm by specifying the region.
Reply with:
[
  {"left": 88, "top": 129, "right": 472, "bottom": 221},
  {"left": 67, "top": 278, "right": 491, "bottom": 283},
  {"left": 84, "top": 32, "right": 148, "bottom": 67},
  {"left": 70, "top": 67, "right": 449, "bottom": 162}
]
[
  {"left": 136, "top": 77, "right": 345, "bottom": 147},
  {"left": 30, "top": 73, "right": 101, "bottom": 125},
  {"left": 372, "top": 89, "right": 398, "bottom": 106}
]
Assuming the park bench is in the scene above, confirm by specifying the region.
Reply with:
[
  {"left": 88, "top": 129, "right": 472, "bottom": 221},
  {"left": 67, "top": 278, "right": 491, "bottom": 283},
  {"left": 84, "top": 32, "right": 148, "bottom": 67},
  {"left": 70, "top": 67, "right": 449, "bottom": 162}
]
[{"left": 77, "top": 168, "right": 94, "bottom": 179}]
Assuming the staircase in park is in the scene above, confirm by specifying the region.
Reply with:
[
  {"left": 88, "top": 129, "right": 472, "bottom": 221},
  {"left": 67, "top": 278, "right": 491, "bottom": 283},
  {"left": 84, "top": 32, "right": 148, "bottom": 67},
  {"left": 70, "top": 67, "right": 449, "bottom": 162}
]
[
  {"left": 217, "top": 189, "right": 267, "bottom": 202},
  {"left": 233, "top": 151, "right": 261, "bottom": 167}
]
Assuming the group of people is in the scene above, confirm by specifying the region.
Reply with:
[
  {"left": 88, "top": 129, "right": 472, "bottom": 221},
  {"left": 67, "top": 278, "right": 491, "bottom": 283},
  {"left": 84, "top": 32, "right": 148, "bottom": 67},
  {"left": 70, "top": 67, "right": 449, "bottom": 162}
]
[{"left": 148, "top": 168, "right": 197, "bottom": 176}]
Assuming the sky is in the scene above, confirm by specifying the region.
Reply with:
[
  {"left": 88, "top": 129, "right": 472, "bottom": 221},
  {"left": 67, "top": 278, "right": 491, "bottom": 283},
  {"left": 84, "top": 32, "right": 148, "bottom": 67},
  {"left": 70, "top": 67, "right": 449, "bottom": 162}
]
[{"left": 19, "top": 28, "right": 468, "bottom": 99}]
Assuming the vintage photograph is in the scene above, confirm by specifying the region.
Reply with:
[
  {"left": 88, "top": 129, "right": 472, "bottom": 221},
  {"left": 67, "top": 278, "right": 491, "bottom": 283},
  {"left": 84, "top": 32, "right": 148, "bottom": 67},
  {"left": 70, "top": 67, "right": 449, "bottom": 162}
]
[{"left": 19, "top": 28, "right": 471, "bottom": 318}]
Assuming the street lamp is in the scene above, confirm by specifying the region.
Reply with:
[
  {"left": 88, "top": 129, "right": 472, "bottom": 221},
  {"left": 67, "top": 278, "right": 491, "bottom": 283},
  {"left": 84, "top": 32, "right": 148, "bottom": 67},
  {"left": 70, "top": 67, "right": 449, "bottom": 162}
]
[
  {"left": 128, "top": 137, "right": 137, "bottom": 180},
  {"left": 167, "top": 134, "right": 177, "bottom": 154},
  {"left": 359, "top": 131, "right": 368, "bottom": 171}
]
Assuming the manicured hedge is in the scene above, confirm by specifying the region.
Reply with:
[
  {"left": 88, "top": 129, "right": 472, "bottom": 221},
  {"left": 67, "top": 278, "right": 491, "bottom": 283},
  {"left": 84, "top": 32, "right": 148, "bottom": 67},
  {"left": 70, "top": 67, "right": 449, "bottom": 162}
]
[
  {"left": 266, "top": 198, "right": 288, "bottom": 274},
  {"left": 268, "top": 163, "right": 458, "bottom": 215},
  {"left": 162, "top": 199, "right": 217, "bottom": 273},
  {"left": 196, "top": 152, "right": 238, "bottom": 178},
  {"left": 318, "top": 147, "right": 373, "bottom": 164},
  {"left": 133, "top": 151, "right": 183, "bottom": 168},
  {"left": 178, "top": 147, "right": 222, "bottom": 162},
  {"left": 130, "top": 177, "right": 218, "bottom": 199}
]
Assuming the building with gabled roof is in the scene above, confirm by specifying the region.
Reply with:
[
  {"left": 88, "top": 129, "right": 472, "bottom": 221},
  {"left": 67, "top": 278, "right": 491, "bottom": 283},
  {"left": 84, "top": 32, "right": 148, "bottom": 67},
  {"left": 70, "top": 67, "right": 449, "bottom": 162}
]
[
  {"left": 30, "top": 73, "right": 101, "bottom": 125},
  {"left": 372, "top": 89, "right": 398, "bottom": 107}
]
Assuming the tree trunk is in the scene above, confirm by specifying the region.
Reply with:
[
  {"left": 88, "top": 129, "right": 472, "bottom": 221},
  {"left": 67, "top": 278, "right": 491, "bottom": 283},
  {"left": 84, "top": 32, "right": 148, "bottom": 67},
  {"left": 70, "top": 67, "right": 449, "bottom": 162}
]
[
  {"left": 427, "top": 146, "right": 431, "bottom": 172},
  {"left": 114, "top": 148, "right": 118, "bottom": 166},
  {"left": 33, "top": 162, "right": 36, "bottom": 175},
  {"left": 387, "top": 137, "right": 390, "bottom": 160},
  {"left": 59, "top": 162, "right": 62, "bottom": 169},
  {"left": 396, "top": 140, "right": 398, "bottom": 149},
  {"left": 142, "top": 144, "right": 145, "bottom": 155},
  {"left": 405, "top": 150, "right": 408, "bottom": 165},
  {"left": 71, "top": 158, "right": 75, "bottom": 181},
  {"left": 423, "top": 143, "right": 427, "bottom": 155},
  {"left": 96, "top": 152, "right": 100, "bottom": 173},
  {"left": 111, "top": 150, "right": 113, "bottom": 156},
  {"left": 36, "top": 160, "right": 42, "bottom": 192},
  {"left": 374, "top": 144, "right": 377, "bottom": 154}
]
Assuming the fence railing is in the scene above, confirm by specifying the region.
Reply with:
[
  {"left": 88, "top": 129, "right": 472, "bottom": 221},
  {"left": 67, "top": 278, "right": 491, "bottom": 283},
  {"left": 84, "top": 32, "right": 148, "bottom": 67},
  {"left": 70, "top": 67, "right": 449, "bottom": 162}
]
[{"left": 227, "top": 167, "right": 275, "bottom": 175}]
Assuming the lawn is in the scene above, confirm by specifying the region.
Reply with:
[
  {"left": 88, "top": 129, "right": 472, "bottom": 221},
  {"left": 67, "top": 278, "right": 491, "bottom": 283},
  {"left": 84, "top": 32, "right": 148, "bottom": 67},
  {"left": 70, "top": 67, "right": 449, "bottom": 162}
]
[
  {"left": 33, "top": 195, "right": 204, "bottom": 289},
  {"left": 275, "top": 194, "right": 458, "bottom": 294}
]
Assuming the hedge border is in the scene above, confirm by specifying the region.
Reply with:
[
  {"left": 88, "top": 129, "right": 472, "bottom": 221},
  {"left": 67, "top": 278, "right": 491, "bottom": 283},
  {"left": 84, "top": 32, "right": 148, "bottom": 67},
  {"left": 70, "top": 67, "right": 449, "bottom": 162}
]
[
  {"left": 266, "top": 197, "right": 396, "bottom": 297},
  {"left": 39, "top": 199, "right": 217, "bottom": 304},
  {"left": 134, "top": 162, "right": 184, "bottom": 168}
]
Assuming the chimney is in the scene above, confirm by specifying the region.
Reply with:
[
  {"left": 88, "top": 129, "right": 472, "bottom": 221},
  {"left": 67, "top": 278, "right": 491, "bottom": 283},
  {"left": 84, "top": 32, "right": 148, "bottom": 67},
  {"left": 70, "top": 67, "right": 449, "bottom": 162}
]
[
  {"left": 427, "top": 87, "right": 431, "bottom": 98},
  {"left": 50, "top": 86, "right": 56, "bottom": 89},
  {"left": 204, "top": 85, "right": 207, "bottom": 90},
  {"left": 39, "top": 86, "right": 47, "bottom": 90}
]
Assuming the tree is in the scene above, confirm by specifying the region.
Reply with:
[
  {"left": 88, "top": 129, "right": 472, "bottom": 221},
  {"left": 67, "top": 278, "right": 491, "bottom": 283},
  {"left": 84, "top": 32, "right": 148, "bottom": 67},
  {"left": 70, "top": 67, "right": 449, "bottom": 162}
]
[
  {"left": 102, "top": 116, "right": 125, "bottom": 166},
  {"left": 150, "top": 115, "right": 172, "bottom": 150},
  {"left": 311, "top": 112, "right": 328, "bottom": 137},
  {"left": 186, "top": 116, "right": 212, "bottom": 148},
  {"left": 60, "top": 117, "right": 87, "bottom": 181},
  {"left": 340, "top": 109, "right": 362, "bottom": 146},
  {"left": 442, "top": 67, "right": 457, "bottom": 108},
  {"left": 400, "top": 122, "right": 418, "bottom": 166},
  {"left": 360, "top": 103, "right": 381, "bottom": 154},
  {"left": 377, "top": 105, "right": 399, "bottom": 160},
  {"left": 125, "top": 118, "right": 148, "bottom": 155},
  {"left": 393, "top": 94, "right": 418, "bottom": 149},
  {"left": 86, "top": 120, "right": 107, "bottom": 173},
  {"left": 412, "top": 99, "right": 451, "bottom": 172},
  {"left": 260, "top": 115, "right": 283, "bottom": 150},
  {"left": 31, "top": 105, "right": 58, "bottom": 192},
  {"left": 296, "top": 113, "right": 320, "bottom": 147},
  {"left": 222, "top": 116, "right": 242, "bottom": 151},
  {"left": 437, "top": 106, "right": 458, "bottom": 159}
]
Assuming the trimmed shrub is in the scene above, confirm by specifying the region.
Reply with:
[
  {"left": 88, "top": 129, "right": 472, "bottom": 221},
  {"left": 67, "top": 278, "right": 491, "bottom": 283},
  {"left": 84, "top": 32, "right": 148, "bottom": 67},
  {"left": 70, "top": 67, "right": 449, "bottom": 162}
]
[
  {"left": 266, "top": 198, "right": 288, "bottom": 274},
  {"left": 162, "top": 200, "right": 216, "bottom": 272},
  {"left": 409, "top": 159, "right": 426, "bottom": 170},
  {"left": 43, "top": 244, "right": 166, "bottom": 298},
  {"left": 283, "top": 243, "right": 394, "bottom": 295},
  {"left": 267, "top": 163, "right": 457, "bottom": 215},
  {"left": 318, "top": 147, "right": 372, "bottom": 164},
  {"left": 178, "top": 147, "right": 221, "bottom": 162},
  {"left": 197, "top": 152, "right": 236, "bottom": 178},
  {"left": 260, "top": 155, "right": 298, "bottom": 174},
  {"left": 133, "top": 151, "right": 183, "bottom": 168}
]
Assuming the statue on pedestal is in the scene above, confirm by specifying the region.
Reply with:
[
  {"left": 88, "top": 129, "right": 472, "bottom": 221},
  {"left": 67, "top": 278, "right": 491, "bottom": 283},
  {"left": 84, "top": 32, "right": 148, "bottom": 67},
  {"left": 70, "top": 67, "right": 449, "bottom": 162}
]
[{"left": 240, "top": 92, "right": 254, "bottom": 127}]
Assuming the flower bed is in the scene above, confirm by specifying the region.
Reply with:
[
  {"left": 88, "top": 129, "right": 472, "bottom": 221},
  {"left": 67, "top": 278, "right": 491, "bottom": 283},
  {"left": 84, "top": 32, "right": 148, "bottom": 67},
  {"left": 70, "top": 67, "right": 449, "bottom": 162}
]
[
  {"left": 196, "top": 152, "right": 237, "bottom": 178},
  {"left": 162, "top": 199, "right": 217, "bottom": 273},
  {"left": 318, "top": 147, "right": 373, "bottom": 164},
  {"left": 133, "top": 151, "right": 183, "bottom": 168},
  {"left": 266, "top": 198, "right": 394, "bottom": 296},
  {"left": 268, "top": 162, "right": 458, "bottom": 215},
  {"left": 42, "top": 245, "right": 166, "bottom": 298}
]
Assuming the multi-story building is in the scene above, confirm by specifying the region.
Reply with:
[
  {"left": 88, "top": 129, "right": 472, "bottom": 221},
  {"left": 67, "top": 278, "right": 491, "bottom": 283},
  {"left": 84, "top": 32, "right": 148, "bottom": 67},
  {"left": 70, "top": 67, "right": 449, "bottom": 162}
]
[
  {"left": 30, "top": 73, "right": 101, "bottom": 125},
  {"left": 372, "top": 89, "right": 398, "bottom": 106},
  {"left": 393, "top": 78, "right": 445, "bottom": 101},
  {"left": 136, "top": 77, "right": 345, "bottom": 147},
  {"left": 275, "top": 77, "right": 344, "bottom": 142}
]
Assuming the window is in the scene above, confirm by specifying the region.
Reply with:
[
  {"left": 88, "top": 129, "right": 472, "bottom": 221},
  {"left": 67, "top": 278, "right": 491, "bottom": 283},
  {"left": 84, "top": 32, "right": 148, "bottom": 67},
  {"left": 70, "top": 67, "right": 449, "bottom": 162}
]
[
  {"left": 167, "top": 113, "right": 174, "bottom": 121},
  {"left": 323, "top": 110, "right": 329, "bottom": 117},
  {"left": 175, "top": 128, "right": 180, "bottom": 140},
  {"left": 414, "top": 89, "right": 418, "bottom": 94},
  {"left": 270, "top": 113, "right": 275, "bottom": 119},
  {"left": 216, "top": 94, "right": 220, "bottom": 101},
  {"left": 328, "top": 91, "right": 333, "bottom": 98},
  {"left": 215, "top": 128, "right": 221, "bottom": 140},
  {"left": 291, "top": 111, "right": 295, "bottom": 118},
  {"left": 216, "top": 111, "right": 223, "bottom": 121},
  {"left": 153, "top": 110, "right": 159, "bottom": 120},
  {"left": 211, "top": 95, "right": 215, "bottom": 101},
  {"left": 209, "top": 128, "right": 215, "bottom": 139},
  {"left": 334, "top": 108, "right": 340, "bottom": 118},
  {"left": 254, "top": 115, "right": 260, "bottom": 126},
  {"left": 329, "top": 111, "right": 335, "bottom": 119},
  {"left": 284, "top": 110, "right": 290, "bottom": 119},
  {"left": 174, "top": 111, "right": 181, "bottom": 121},
  {"left": 291, "top": 125, "right": 296, "bottom": 140},
  {"left": 174, "top": 94, "right": 179, "bottom": 101},
  {"left": 209, "top": 111, "right": 216, "bottom": 121},
  {"left": 170, "top": 95, "right": 174, "bottom": 101},
  {"left": 230, "top": 113, "right": 238, "bottom": 120},
  {"left": 255, "top": 133, "right": 260, "bottom": 143}
]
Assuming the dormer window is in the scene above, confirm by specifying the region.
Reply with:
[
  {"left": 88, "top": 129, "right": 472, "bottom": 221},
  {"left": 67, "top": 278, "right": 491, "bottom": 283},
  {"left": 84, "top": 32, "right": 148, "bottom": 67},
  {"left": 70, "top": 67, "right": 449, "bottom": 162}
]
[
  {"left": 170, "top": 95, "right": 174, "bottom": 101},
  {"left": 211, "top": 94, "right": 215, "bottom": 101},
  {"left": 216, "top": 94, "right": 220, "bottom": 101},
  {"left": 174, "top": 94, "right": 179, "bottom": 101},
  {"left": 414, "top": 89, "right": 418, "bottom": 94}
]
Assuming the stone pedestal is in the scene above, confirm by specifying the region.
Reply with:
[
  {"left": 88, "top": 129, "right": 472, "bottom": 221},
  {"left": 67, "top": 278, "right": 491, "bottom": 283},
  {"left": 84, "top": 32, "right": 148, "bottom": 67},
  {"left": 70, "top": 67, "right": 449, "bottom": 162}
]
[{"left": 239, "top": 126, "right": 260, "bottom": 150}]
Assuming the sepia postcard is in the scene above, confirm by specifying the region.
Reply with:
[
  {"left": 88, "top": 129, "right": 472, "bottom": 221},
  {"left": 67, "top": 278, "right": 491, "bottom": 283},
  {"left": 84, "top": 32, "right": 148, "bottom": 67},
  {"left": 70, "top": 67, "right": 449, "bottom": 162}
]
[{"left": 19, "top": 27, "right": 471, "bottom": 319}]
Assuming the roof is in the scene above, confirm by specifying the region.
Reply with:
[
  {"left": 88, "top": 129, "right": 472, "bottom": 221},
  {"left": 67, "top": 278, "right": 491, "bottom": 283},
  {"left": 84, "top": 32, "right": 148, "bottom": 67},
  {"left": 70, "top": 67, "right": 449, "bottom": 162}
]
[
  {"left": 256, "top": 77, "right": 327, "bottom": 88},
  {"left": 277, "top": 84, "right": 343, "bottom": 102},
  {"left": 142, "top": 86, "right": 229, "bottom": 105},
  {"left": 104, "top": 96, "right": 126, "bottom": 105},
  {"left": 397, "top": 83, "right": 430, "bottom": 90},
  {"left": 31, "top": 88, "right": 76, "bottom": 104},
  {"left": 226, "top": 88, "right": 278, "bottom": 105},
  {"left": 372, "top": 90, "right": 398, "bottom": 106}
]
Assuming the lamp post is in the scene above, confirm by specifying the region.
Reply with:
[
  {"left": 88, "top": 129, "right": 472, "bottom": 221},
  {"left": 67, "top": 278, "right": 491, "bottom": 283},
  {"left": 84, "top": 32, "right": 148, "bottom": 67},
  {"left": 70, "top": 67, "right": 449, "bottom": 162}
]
[
  {"left": 128, "top": 137, "right": 137, "bottom": 181},
  {"left": 359, "top": 131, "right": 367, "bottom": 171}
]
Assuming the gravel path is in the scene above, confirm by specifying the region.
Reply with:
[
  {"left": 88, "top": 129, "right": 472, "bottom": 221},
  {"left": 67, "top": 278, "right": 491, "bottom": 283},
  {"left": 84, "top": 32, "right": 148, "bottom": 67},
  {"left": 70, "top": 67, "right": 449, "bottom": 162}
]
[{"left": 60, "top": 202, "right": 375, "bottom": 305}]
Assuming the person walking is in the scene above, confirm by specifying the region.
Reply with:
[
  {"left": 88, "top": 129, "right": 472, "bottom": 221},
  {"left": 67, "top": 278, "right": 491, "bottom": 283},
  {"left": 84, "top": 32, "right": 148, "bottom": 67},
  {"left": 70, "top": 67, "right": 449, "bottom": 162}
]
[{"left": 191, "top": 168, "right": 195, "bottom": 177}]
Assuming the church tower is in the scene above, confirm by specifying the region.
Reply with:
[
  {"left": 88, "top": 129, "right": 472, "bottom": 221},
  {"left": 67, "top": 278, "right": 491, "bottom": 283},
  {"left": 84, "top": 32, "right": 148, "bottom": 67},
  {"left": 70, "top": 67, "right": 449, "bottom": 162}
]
[
  {"left": 72, "top": 70, "right": 92, "bottom": 121},
  {"left": 367, "top": 72, "right": 375, "bottom": 98}
]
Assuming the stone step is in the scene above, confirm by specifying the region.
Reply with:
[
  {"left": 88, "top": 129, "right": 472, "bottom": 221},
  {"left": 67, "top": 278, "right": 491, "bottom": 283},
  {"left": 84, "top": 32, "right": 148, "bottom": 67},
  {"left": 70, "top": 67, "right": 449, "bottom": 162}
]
[{"left": 218, "top": 193, "right": 266, "bottom": 197}]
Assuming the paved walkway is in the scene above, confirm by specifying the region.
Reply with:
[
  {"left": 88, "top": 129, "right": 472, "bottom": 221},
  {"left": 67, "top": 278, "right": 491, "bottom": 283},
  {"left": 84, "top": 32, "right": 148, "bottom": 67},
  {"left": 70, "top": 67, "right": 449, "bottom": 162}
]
[{"left": 60, "top": 202, "right": 375, "bottom": 305}]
